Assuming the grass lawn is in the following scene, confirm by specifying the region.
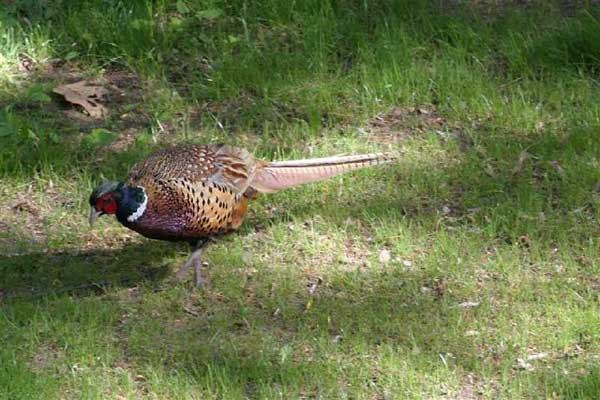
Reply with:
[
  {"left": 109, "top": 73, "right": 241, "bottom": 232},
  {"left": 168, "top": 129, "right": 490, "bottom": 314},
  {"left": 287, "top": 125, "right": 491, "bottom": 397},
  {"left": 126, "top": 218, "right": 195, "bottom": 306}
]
[{"left": 1, "top": 0, "right": 600, "bottom": 398}]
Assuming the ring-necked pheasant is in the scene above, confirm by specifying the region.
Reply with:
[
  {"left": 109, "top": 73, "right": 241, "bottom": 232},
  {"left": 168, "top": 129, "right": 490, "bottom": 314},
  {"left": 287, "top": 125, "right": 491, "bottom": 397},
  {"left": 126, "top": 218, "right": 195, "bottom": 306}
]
[{"left": 89, "top": 144, "right": 395, "bottom": 287}]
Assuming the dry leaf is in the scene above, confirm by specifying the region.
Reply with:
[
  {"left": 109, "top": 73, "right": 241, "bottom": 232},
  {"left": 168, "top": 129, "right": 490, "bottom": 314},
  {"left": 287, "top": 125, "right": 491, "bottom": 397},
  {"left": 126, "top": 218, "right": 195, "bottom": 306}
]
[{"left": 53, "top": 81, "right": 108, "bottom": 119}]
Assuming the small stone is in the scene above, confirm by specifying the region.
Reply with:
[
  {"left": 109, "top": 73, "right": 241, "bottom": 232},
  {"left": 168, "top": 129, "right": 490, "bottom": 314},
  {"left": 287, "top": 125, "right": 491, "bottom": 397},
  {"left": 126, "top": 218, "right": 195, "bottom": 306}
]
[
  {"left": 378, "top": 249, "right": 391, "bottom": 263},
  {"left": 527, "top": 352, "right": 549, "bottom": 361},
  {"left": 517, "top": 358, "right": 534, "bottom": 371},
  {"left": 458, "top": 301, "right": 480, "bottom": 308}
]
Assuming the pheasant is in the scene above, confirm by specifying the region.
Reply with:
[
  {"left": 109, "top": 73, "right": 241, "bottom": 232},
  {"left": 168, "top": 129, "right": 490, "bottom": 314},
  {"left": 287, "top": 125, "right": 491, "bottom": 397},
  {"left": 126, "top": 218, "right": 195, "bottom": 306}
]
[{"left": 89, "top": 144, "right": 395, "bottom": 287}]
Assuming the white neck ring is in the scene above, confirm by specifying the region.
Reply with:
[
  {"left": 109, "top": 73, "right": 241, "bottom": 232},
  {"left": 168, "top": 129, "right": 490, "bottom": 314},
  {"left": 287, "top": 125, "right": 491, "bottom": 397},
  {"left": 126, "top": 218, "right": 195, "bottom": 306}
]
[{"left": 127, "top": 186, "right": 148, "bottom": 222}]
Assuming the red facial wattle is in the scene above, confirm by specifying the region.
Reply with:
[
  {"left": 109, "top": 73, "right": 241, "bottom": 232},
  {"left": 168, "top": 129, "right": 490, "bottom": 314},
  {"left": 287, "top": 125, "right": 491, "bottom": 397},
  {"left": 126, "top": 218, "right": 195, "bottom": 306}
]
[
  {"left": 96, "top": 194, "right": 118, "bottom": 215},
  {"left": 104, "top": 199, "right": 117, "bottom": 214}
]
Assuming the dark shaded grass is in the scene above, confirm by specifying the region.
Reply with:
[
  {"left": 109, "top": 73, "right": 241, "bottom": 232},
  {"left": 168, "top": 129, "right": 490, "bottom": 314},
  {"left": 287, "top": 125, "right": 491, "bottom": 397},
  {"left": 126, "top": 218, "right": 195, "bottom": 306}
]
[{"left": 0, "top": 242, "right": 174, "bottom": 299}]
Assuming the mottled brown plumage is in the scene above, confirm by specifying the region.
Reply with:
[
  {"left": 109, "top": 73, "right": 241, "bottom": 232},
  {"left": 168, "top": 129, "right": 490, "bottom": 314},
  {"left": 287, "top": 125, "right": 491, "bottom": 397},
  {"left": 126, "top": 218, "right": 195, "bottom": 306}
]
[
  {"left": 124, "top": 144, "right": 257, "bottom": 241},
  {"left": 89, "top": 143, "right": 396, "bottom": 287}
]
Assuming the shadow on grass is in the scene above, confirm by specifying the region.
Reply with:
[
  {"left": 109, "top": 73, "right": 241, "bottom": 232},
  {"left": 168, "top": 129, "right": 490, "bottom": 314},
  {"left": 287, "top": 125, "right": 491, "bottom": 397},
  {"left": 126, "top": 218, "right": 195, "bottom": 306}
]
[
  {"left": 0, "top": 248, "right": 482, "bottom": 396},
  {"left": 0, "top": 220, "right": 593, "bottom": 397},
  {"left": 0, "top": 241, "right": 177, "bottom": 300},
  {"left": 111, "top": 264, "right": 497, "bottom": 398}
]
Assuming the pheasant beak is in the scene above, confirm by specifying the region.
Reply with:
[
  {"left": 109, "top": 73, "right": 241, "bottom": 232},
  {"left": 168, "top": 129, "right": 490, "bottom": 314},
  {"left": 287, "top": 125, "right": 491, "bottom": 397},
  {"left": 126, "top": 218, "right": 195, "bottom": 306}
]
[{"left": 89, "top": 208, "right": 102, "bottom": 227}]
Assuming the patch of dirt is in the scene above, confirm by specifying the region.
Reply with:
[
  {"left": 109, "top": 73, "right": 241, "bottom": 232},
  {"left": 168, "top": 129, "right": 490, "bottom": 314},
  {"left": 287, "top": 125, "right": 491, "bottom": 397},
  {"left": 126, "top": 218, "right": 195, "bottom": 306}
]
[
  {"left": 365, "top": 106, "right": 469, "bottom": 149},
  {"left": 340, "top": 224, "right": 372, "bottom": 272},
  {"left": 441, "top": 373, "right": 491, "bottom": 400},
  {"left": 106, "top": 127, "right": 140, "bottom": 152},
  {"left": 5, "top": 197, "right": 46, "bottom": 245},
  {"left": 441, "top": 1, "right": 598, "bottom": 18},
  {"left": 11, "top": 198, "right": 39, "bottom": 216},
  {"left": 590, "top": 276, "right": 600, "bottom": 293},
  {"left": 28, "top": 342, "right": 65, "bottom": 373},
  {"left": 455, "top": 383, "right": 480, "bottom": 400},
  {"left": 0, "top": 182, "right": 80, "bottom": 252}
]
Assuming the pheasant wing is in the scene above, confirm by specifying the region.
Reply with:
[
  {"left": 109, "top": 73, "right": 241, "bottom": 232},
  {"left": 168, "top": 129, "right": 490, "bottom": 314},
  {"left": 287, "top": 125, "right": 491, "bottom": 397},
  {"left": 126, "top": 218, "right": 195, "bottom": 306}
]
[{"left": 129, "top": 144, "right": 258, "bottom": 194}]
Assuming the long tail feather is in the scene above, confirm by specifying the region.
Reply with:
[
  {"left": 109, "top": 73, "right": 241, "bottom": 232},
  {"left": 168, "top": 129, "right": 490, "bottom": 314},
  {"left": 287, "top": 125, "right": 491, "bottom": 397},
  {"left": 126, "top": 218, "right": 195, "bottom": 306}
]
[{"left": 251, "top": 152, "right": 396, "bottom": 193}]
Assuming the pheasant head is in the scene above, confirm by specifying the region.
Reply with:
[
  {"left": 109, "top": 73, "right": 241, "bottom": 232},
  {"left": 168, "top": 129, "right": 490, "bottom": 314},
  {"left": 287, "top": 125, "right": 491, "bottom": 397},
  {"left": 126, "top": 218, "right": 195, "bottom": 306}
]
[{"left": 89, "top": 181, "right": 147, "bottom": 226}]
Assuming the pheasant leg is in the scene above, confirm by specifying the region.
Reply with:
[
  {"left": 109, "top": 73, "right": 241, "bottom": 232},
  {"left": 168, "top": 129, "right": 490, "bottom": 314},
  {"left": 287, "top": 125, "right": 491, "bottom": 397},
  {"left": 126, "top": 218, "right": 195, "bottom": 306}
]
[
  {"left": 175, "top": 239, "right": 209, "bottom": 288},
  {"left": 194, "top": 259, "right": 204, "bottom": 289}
]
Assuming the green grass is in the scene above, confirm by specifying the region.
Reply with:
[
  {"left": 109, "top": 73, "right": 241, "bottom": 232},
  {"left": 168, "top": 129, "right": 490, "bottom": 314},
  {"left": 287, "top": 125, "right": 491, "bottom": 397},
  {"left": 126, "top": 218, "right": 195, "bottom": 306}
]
[{"left": 1, "top": 0, "right": 600, "bottom": 398}]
